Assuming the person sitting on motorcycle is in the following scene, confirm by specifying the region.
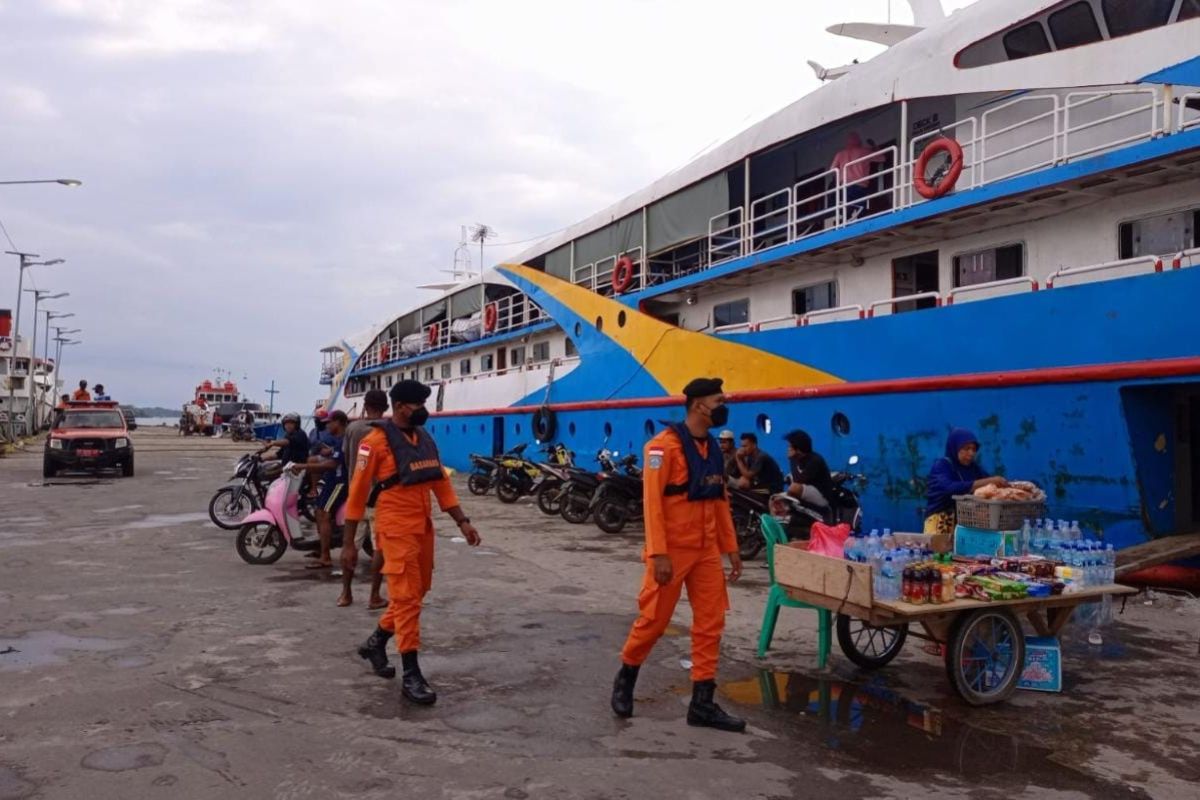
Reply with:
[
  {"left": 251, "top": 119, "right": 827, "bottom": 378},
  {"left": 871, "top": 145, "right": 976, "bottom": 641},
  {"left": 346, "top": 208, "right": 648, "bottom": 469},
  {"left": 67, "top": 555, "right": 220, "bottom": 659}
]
[
  {"left": 262, "top": 413, "right": 310, "bottom": 466},
  {"left": 732, "top": 432, "right": 784, "bottom": 493},
  {"left": 782, "top": 429, "right": 833, "bottom": 510},
  {"left": 718, "top": 430, "right": 739, "bottom": 484},
  {"left": 923, "top": 428, "right": 1007, "bottom": 535},
  {"left": 290, "top": 409, "right": 350, "bottom": 569}
]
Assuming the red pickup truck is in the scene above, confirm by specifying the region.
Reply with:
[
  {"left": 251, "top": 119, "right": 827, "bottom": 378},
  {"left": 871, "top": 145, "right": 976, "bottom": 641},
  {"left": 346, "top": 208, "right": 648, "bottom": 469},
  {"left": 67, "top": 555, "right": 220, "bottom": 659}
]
[{"left": 44, "top": 400, "right": 135, "bottom": 478}]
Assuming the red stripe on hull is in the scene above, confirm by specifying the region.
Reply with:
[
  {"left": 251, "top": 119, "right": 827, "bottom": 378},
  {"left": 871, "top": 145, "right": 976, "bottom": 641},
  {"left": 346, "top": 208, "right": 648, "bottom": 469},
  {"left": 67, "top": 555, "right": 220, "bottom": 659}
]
[{"left": 432, "top": 356, "right": 1200, "bottom": 418}]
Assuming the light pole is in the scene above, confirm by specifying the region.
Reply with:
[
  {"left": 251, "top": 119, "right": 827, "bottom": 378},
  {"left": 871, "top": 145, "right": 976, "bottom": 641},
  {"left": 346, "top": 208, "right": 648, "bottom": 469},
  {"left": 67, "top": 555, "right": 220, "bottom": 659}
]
[
  {"left": 52, "top": 328, "right": 80, "bottom": 388},
  {"left": 53, "top": 337, "right": 81, "bottom": 389},
  {"left": 44, "top": 312, "right": 74, "bottom": 405},
  {"left": 5, "top": 252, "right": 64, "bottom": 439},
  {"left": 24, "top": 289, "right": 68, "bottom": 430}
]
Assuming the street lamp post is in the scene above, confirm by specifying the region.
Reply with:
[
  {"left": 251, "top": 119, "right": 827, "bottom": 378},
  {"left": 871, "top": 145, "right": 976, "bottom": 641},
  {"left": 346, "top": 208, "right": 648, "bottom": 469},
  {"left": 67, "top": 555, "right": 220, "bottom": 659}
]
[
  {"left": 0, "top": 179, "right": 82, "bottom": 187},
  {"left": 24, "top": 289, "right": 68, "bottom": 430},
  {"left": 44, "top": 312, "right": 74, "bottom": 407},
  {"left": 53, "top": 337, "right": 81, "bottom": 388},
  {"left": 5, "top": 252, "right": 64, "bottom": 439}
]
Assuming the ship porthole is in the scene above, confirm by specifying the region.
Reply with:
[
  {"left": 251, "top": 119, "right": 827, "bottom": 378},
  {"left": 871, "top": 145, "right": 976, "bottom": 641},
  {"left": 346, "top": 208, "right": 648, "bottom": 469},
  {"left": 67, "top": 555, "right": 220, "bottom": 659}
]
[
  {"left": 461, "top": 424, "right": 467, "bottom": 433},
  {"left": 832, "top": 412, "right": 851, "bottom": 437},
  {"left": 756, "top": 414, "right": 772, "bottom": 434},
  {"left": 515, "top": 422, "right": 522, "bottom": 436},
  {"left": 574, "top": 322, "right": 582, "bottom": 337},
  {"left": 618, "top": 310, "right": 627, "bottom": 328},
  {"left": 568, "top": 422, "right": 576, "bottom": 436},
  {"left": 643, "top": 420, "right": 654, "bottom": 438},
  {"left": 480, "top": 424, "right": 486, "bottom": 433},
  {"left": 595, "top": 316, "right": 604, "bottom": 332},
  {"left": 604, "top": 422, "right": 613, "bottom": 438}
]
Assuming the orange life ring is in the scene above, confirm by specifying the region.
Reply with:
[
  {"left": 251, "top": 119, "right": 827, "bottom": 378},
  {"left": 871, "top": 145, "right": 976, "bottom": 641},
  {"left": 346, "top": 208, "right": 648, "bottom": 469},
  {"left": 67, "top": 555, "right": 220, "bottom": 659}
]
[
  {"left": 611, "top": 256, "right": 635, "bottom": 294},
  {"left": 483, "top": 303, "right": 498, "bottom": 333},
  {"left": 913, "top": 137, "right": 964, "bottom": 200},
  {"left": 426, "top": 326, "right": 438, "bottom": 346}
]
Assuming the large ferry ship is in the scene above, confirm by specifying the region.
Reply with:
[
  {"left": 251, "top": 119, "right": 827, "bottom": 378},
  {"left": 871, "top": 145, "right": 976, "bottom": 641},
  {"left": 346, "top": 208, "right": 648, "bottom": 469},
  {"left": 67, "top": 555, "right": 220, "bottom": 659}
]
[
  {"left": 0, "top": 308, "right": 60, "bottom": 437},
  {"left": 321, "top": 0, "right": 1200, "bottom": 554}
]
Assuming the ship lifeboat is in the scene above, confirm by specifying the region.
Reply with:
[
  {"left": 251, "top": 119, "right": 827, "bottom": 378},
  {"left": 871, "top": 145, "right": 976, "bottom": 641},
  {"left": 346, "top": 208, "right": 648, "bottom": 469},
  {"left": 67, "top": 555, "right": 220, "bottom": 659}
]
[
  {"left": 401, "top": 332, "right": 425, "bottom": 355},
  {"left": 450, "top": 314, "right": 482, "bottom": 343}
]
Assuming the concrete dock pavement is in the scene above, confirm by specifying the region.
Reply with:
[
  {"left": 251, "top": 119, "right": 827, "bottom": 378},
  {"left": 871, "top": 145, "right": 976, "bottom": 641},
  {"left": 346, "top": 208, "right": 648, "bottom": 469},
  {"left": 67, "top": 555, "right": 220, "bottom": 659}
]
[{"left": 1, "top": 429, "right": 1198, "bottom": 799}]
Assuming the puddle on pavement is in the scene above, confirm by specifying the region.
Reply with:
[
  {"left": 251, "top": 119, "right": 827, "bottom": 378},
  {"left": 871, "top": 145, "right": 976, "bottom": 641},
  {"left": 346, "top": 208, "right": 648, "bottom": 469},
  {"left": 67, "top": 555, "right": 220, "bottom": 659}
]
[
  {"left": 0, "top": 631, "right": 129, "bottom": 670},
  {"left": 127, "top": 513, "right": 211, "bottom": 529},
  {"left": 95, "top": 504, "right": 146, "bottom": 514},
  {"left": 722, "top": 671, "right": 1128, "bottom": 790},
  {"left": 36, "top": 479, "right": 112, "bottom": 487},
  {"left": 80, "top": 742, "right": 167, "bottom": 772}
]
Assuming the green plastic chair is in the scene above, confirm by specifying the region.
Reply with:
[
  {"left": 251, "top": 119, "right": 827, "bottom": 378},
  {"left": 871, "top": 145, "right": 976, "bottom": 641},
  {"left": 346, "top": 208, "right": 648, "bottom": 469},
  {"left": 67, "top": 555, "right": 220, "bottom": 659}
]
[{"left": 756, "top": 514, "right": 832, "bottom": 668}]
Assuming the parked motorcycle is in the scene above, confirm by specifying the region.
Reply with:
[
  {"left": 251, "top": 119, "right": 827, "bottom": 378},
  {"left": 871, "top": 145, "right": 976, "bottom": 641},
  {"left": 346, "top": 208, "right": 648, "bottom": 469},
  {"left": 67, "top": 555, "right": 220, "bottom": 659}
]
[
  {"left": 531, "top": 444, "right": 577, "bottom": 515},
  {"left": 495, "top": 442, "right": 573, "bottom": 504},
  {"left": 208, "top": 452, "right": 279, "bottom": 529},
  {"left": 234, "top": 467, "right": 373, "bottom": 565},
  {"left": 228, "top": 418, "right": 255, "bottom": 442},
  {"left": 770, "top": 455, "right": 866, "bottom": 540},
  {"left": 467, "top": 452, "right": 500, "bottom": 496},
  {"left": 558, "top": 448, "right": 619, "bottom": 524},
  {"left": 591, "top": 454, "right": 643, "bottom": 534},
  {"left": 728, "top": 485, "right": 772, "bottom": 559}
]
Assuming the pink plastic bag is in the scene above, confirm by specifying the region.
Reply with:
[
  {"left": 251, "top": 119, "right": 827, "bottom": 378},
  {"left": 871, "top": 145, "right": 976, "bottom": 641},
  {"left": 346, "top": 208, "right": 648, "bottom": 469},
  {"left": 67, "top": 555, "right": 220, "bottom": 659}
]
[{"left": 808, "top": 521, "right": 852, "bottom": 558}]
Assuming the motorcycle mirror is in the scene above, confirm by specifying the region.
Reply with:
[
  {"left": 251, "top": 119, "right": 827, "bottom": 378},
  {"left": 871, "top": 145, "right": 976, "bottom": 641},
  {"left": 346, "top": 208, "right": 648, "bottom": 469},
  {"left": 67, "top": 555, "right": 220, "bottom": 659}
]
[{"left": 848, "top": 455, "right": 859, "bottom": 466}]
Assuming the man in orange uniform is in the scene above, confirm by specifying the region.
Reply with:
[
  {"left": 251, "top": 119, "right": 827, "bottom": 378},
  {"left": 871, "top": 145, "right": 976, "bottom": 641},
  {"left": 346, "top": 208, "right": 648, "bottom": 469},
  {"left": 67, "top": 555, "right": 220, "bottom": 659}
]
[
  {"left": 71, "top": 380, "right": 91, "bottom": 401},
  {"left": 611, "top": 377, "right": 745, "bottom": 732},
  {"left": 343, "top": 380, "right": 481, "bottom": 705}
]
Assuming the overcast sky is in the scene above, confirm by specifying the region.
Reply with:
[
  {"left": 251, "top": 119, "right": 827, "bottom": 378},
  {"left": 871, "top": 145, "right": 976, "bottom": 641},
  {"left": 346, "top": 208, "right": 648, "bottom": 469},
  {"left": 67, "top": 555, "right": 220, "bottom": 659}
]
[{"left": 0, "top": 0, "right": 976, "bottom": 412}]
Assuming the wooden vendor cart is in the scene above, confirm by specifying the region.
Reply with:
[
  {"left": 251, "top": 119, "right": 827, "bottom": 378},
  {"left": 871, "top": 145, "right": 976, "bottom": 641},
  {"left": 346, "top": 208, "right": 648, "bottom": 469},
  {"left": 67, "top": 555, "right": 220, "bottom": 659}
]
[{"left": 773, "top": 545, "right": 1138, "bottom": 706}]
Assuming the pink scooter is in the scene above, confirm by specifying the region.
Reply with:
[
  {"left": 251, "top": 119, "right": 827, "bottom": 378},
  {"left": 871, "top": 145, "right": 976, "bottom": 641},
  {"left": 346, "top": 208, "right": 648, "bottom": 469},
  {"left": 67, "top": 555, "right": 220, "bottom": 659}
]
[{"left": 234, "top": 465, "right": 372, "bottom": 565}]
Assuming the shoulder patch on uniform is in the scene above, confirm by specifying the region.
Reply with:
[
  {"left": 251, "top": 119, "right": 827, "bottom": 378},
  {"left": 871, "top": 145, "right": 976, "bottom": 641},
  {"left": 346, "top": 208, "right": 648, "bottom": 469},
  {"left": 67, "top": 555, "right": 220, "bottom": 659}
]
[
  {"left": 647, "top": 447, "right": 664, "bottom": 469},
  {"left": 357, "top": 443, "right": 372, "bottom": 456}
]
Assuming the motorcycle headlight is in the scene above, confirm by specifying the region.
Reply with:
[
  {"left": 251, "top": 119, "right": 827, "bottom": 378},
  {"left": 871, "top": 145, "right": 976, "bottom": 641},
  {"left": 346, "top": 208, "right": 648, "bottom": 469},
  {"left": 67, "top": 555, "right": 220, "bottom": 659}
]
[
  {"left": 49, "top": 439, "right": 64, "bottom": 450},
  {"left": 114, "top": 438, "right": 130, "bottom": 449}
]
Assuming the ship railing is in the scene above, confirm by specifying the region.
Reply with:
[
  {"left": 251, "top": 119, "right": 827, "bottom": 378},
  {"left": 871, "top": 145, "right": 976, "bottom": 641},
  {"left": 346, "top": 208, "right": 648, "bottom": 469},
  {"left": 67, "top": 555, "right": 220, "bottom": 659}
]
[
  {"left": 708, "top": 208, "right": 745, "bottom": 266},
  {"left": 945, "top": 276, "right": 1039, "bottom": 305},
  {"left": 573, "top": 248, "right": 644, "bottom": 295},
  {"left": 1180, "top": 93, "right": 1200, "bottom": 132},
  {"left": 979, "top": 94, "right": 1060, "bottom": 185},
  {"left": 1062, "top": 89, "right": 1163, "bottom": 162},
  {"left": 801, "top": 304, "right": 865, "bottom": 326},
  {"left": 838, "top": 145, "right": 901, "bottom": 225},
  {"left": 1172, "top": 245, "right": 1200, "bottom": 269},
  {"left": 907, "top": 118, "right": 979, "bottom": 206},
  {"left": 867, "top": 293, "right": 943, "bottom": 318},
  {"left": 750, "top": 188, "right": 793, "bottom": 253},
  {"left": 792, "top": 169, "right": 842, "bottom": 240},
  {"left": 1046, "top": 255, "right": 1162, "bottom": 288},
  {"left": 752, "top": 314, "right": 802, "bottom": 331},
  {"left": 712, "top": 320, "right": 752, "bottom": 335}
]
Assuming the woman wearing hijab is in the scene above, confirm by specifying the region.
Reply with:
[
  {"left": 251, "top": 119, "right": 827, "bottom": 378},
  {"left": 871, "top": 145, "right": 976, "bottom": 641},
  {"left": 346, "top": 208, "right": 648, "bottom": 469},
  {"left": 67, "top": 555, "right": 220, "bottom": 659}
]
[{"left": 923, "top": 428, "right": 1007, "bottom": 534}]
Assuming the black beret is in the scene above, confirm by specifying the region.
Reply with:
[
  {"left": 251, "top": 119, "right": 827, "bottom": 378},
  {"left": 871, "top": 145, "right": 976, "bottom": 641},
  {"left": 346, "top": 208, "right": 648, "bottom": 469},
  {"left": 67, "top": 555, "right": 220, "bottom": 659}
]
[
  {"left": 389, "top": 380, "right": 432, "bottom": 404},
  {"left": 682, "top": 377, "right": 723, "bottom": 399}
]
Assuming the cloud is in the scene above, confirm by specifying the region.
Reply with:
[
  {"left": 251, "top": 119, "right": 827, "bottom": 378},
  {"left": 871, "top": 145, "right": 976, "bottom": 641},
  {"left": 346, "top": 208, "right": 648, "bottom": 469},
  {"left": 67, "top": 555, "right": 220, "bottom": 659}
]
[{"left": 0, "top": 85, "right": 59, "bottom": 120}]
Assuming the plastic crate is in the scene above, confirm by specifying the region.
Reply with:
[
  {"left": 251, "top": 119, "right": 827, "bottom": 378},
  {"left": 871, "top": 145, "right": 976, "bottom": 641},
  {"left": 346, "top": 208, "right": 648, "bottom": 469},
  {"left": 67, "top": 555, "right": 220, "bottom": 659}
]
[{"left": 953, "top": 495, "right": 1045, "bottom": 531}]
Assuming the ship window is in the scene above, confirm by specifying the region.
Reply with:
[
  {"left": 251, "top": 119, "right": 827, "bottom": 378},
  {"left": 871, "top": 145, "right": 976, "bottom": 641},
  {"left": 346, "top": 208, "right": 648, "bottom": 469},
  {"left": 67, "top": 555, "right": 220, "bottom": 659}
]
[
  {"left": 1118, "top": 207, "right": 1199, "bottom": 258},
  {"left": 891, "top": 251, "right": 940, "bottom": 312},
  {"left": 459, "top": 358, "right": 471, "bottom": 376},
  {"left": 1048, "top": 2, "right": 1103, "bottom": 49},
  {"left": 792, "top": 281, "right": 838, "bottom": 315},
  {"left": 1181, "top": 0, "right": 1200, "bottom": 21},
  {"left": 1002, "top": 21, "right": 1052, "bottom": 60},
  {"left": 386, "top": 375, "right": 393, "bottom": 387},
  {"left": 713, "top": 298, "right": 749, "bottom": 328},
  {"left": 511, "top": 346, "right": 526, "bottom": 366},
  {"left": 423, "top": 366, "right": 434, "bottom": 381},
  {"left": 481, "top": 353, "right": 494, "bottom": 372},
  {"left": 953, "top": 243, "right": 1025, "bottom": 287},
  {"left": 532, "top": 342, "right": 550, "bottom": 362},
  {"left": 440, "top": 363, "right": 451, "bottom": 379},
  {"left": 1101, "top": 0, "right": 1173, "bottom": 37},
  {"left": 565, "top": 339, "right": 577, "bottom": 357}
]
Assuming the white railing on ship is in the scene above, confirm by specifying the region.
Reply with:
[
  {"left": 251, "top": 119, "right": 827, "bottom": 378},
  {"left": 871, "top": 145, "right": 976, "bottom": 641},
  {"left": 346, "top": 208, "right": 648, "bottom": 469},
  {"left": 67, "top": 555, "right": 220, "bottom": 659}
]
[
  {"left": 945, "top": 276, "right": 1039, "bottom": 305},
  {"left": 1180, "top": 93, "right": 1200, "bottom": 132},
  {"left": 802, "top": 304, "right": 865, "bottom": 325},
  {"left": 908, "top": 118, "right": 979, "bottom": 205},
  {"left": 980, "top": 94, "right": 1060, "bottom": 185},
  {"left": 792, "top": 169, "right": 842, "bottom": 239},
  {"left": 750, "top": 188, "right": 792, "bottom": 253},
  {"left": 1063, "top": 89, "right": 1162, "bottom": 162},
  {"left": 708, "top": 208, "right": 744, "bottom": 266},
  {"left": 867, "top": 292, "right": 943, "bottom": 317},
  {"left": 1047, "top": 255, "right": 1166, "bottom": 288}
]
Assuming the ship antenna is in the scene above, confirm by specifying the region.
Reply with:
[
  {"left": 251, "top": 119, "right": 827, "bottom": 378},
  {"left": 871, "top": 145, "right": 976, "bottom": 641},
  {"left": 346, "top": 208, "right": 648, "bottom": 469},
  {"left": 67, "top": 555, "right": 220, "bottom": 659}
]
[{"left": 468, "top": 223, "right": 497, "bottom": 310}]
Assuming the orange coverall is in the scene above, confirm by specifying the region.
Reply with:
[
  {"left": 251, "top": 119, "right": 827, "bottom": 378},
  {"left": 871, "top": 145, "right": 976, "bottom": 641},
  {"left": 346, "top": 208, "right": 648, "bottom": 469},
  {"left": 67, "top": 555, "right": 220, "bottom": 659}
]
[
  {"left": 345, "top": 427, "right": 460, "bottom": 653},
  {"left": 620, "top": 427, "right": 738, "bottom": 682}
]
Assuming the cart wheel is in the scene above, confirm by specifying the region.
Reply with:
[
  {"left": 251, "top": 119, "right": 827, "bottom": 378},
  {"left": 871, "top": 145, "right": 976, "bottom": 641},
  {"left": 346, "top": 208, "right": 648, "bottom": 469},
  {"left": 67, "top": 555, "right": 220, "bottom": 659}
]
[
  {"left": 835, "top": 615, "right": 908, "bottom": 669},
  {"left": 945, "top": 608, "right": 1025, "bottom": 706}
]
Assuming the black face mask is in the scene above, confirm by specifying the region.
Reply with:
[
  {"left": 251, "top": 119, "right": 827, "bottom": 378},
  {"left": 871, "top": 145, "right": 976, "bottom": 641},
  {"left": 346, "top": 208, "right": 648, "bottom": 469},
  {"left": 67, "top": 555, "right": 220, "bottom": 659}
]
[
  {"left": 708, "top": 405, "right": 729, "bottom": 428},
  {"left": 408, "top": 407, "right": 430, "bottom": 427}
]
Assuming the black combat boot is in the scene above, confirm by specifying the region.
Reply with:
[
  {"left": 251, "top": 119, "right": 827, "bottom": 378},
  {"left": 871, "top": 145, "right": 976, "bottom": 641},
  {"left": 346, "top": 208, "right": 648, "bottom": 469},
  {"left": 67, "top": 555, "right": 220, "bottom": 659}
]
[
  {"left": 400, "top": 651, "right": 437, "bottom": 705},
  {"left": 610, "top": 663, "right": 640, "bottom": 718},
  {"left": 357, "top": 627, "right": 396, "bottom": 679},
  {"left": 686, "top": 680, "right": 745, "bottom": 733}
]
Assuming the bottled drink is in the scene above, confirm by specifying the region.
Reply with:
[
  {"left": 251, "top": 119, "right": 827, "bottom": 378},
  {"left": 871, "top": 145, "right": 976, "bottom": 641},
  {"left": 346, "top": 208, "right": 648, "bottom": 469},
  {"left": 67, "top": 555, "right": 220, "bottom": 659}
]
[
  {"left": 1021, "top": 519, "right": 1032, "bottom": 556},
  {"left": 1071, "top": 520, "right": 1082, "bottom": 541},
  {"left": 1105, "top": 544, "right": 1116, "bottom": 584},
  {"left": 880, "top": 556, "right": 897, "bottom": 600},
  {"left": 881, "top": 528, "right": 894, "bottom": 551},
  {"left": 1048, "top": 524, "right": 1062, "bottom": 563},
  {"left": 902, "top": 566, "right": 913, "bottom": 603},
  {"left": 843, "top": 535, "right": 856, "bottom": 562}
]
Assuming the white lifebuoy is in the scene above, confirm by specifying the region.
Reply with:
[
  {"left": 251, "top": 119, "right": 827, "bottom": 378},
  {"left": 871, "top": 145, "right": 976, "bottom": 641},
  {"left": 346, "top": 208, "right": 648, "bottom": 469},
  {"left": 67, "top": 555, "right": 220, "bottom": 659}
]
[{"left": 0, "top": 338, "right": 12, "bottom": 352}]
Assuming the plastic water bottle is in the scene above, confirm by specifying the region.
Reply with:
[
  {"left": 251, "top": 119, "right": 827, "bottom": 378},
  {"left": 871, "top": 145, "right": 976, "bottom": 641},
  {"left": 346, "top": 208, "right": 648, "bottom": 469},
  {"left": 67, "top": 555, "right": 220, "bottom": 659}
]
[
  {"left": 1105, "top": 544, "right": 1116, "bottom": 584},
  {"left": 880, "top": 556, "right": 897, "bottom": 600},
  {"left": 881, "top": 528, "right": 894, "bottom": 551},
  {"left": 1070, "top": 520, "right": 1082, "bottom": 541},
  {"left": 1020, "top": 519, "right": 1032, "bottom": 556},
  {"left": 1048, "top": 523, "right": 1062, "bottom": 563}
]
